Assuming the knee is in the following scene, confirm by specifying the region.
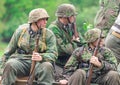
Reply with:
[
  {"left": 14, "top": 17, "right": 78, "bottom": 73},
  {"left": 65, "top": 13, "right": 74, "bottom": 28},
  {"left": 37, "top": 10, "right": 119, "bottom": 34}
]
[
  {"left": 73, "top": 69, "right": 86, "bottom": 78},
  {"left": 107, "top": 71, "right": 119, "bottom": 79},
  {"left": 76, "top": 69, "right": 86, "bottom": 75},
  {"left": 41, "top": 62, "right": 54, "bottom": 71},
  {"left": 5, "top": 59, "right": 16, "bottom": 67},
  {"left": 69, "top": 69, "right": 86, "bottom": 83}
]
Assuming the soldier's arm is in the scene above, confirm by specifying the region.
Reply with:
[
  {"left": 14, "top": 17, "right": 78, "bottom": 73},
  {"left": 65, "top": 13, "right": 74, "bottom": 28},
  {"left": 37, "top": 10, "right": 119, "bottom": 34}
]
[
  {"left": 100, "top": 47, "right": 117, "bottom": 73},
  {"left": 72, "top": 32, "right": 85, "bottom": 46},
  {"left": 48, "top": 24, "right": 78, "bottom": 54},
  {"left": 40, "top": 29, "right": 58, "bottom": 63},
  {"left": 64, "top": 48, "right": 80, "bottom": 73},
  {"left": 2, "top": 28, "right": 21, "bottom": 60}
]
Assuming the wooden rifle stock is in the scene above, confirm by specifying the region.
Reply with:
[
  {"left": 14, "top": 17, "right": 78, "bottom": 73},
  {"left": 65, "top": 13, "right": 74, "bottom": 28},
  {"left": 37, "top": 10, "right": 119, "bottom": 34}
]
[
  {"left": 67, "top": 17, "right": 79, "bottom": 38},
  {"left": 86, "top": 30, "right": 103, "bottom": 85},
  {"left": 72, "top": 18, "right": 79, "bottom": 38},
  {"left": 26, "top": 32, "right": 40, "bottom": 85}
]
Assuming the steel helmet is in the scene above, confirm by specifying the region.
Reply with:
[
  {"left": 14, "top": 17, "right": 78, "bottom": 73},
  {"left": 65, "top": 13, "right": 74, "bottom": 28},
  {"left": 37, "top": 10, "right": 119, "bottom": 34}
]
[
  {"left": 55, "top": 4, "right": 77, "bottom": 17},
  {"left": 84, "top": 28, "right": 105, "bottom": 43},
  {"left": 28, "top": 8, "right": 49, "bottom": 23}
]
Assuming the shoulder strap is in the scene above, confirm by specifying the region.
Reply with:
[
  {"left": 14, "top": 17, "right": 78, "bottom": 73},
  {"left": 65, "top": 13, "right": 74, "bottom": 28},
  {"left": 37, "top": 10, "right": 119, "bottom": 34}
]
[
  {"left": 41, "top": 28, "right": 47, "bottom": 52},
  {"left": 18, "top": 28, "right": 27, "bottom": 47}
]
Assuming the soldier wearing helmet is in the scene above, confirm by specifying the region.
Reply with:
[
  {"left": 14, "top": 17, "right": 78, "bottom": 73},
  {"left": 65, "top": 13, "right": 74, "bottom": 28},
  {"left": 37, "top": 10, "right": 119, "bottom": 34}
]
[
  {"left": 84, "top": 28, "right": 105, "bottom": 47},
  {"left": 55, "top": 3, "right": 77, "bottom": 17},
  {"left": 1, "top": 8, "right": 58, "bottom": 85},
  {"left": 59, "top": 28, "right": 120, "bottom": 85},
  {"left": 48, "top": 4, "right": 85, "bottom": 80}
]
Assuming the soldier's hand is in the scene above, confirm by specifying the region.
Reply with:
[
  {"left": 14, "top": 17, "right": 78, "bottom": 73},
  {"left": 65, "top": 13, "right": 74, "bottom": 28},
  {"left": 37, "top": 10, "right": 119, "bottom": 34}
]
[
  {"left": 72, "top": 36, "right": 83, "bottom": 47},
  {"left": 32, "top": 51, "right": 42, "bottom": 61},
  {"left": 59, "top": 79, "right": 68, "bottom": 85},
  {"left": 90, "top": 56, "right": 102, "bottom": 68},
  {"left": 72, "top": 35, "right": 80, "bottom": 42}
]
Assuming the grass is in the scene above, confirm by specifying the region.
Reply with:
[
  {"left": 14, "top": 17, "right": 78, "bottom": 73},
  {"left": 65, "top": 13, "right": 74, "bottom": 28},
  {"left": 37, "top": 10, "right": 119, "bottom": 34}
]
[{"left": 0, "top": 41, "right": 8, "bottom": 57}]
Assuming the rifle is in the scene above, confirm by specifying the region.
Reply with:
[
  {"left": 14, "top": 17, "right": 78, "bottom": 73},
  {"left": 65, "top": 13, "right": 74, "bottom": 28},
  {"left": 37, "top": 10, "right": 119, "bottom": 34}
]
[
  {"left": 26, "top": 30, "right": 40, "bottom": 85},
  {"left": 86, "top": 30, "right": 103, "bottom": 85},
  {"left": 76, "top": 46, "right": 84, "bottom": 64},
  {"left": 67, "top": 17, "right": 79, "bottom": 38},
  {"left": 72, "top": 17, "right": 79, "bottom": 38}
]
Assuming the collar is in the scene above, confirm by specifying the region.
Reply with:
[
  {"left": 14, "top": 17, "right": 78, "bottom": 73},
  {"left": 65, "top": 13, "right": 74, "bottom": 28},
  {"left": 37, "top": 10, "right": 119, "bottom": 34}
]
[{"left": 29, "top": 24, "right": 41, "bottom": 38}]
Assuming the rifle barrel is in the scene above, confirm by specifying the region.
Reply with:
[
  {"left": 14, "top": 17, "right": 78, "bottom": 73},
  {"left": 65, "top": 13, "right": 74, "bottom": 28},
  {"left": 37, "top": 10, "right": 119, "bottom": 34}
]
[
  {"left": 86, "top": 30, "right": 102, "bottom": 85},
  {"left": 26, "top": 32, "right": 40, "bottom": 85}
]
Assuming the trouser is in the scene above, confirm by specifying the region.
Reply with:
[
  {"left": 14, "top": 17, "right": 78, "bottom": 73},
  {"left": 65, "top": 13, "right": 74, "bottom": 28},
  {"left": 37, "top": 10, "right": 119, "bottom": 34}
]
[
  {"left": 105, "top": 29, "right": 120, "bottom": 63},
  {"left": 68, "top": 69, "right": 120, "bottom": 85},
  {"left": 1, "top": 58, "right": 55, "bottom": 85}
]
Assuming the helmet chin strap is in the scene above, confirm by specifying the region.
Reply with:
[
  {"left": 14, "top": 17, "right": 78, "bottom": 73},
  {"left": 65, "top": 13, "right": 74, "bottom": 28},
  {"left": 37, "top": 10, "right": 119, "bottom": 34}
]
[
  {"left": 35, "top": 22, "right": 41, "bottom": 34},
  {"left": 67, "top": 17, "right": 71, "bottom": 24},
  {"left": 67, "top": 16, "right": 75, "bottom": 24},
  {"left": 67, "top": 17, "right": 79, "bottom": 38},
  {"left": 35, "top": 22, "right": 42, "bottom": 29}
]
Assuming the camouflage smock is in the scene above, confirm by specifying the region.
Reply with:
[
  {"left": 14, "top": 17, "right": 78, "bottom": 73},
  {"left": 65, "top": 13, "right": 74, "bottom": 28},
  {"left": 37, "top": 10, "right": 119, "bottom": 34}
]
[
  {"left": 94, "top": 0, "right": 120, "bottom": 36},
  {"left": 48, "top": 19, "right": 84, "bottom": 65},
  {"left": 2, "top": 23, "right": 58, "bottom": 63},
  {"left": 65, "top": 45, "right": 117, "bottom": 76}
]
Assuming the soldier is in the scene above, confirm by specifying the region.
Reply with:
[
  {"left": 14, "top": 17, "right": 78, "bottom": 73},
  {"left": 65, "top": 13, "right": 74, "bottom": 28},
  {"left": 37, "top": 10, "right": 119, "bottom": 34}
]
[
  {"left": 59, "top": 28, "right": 120, "bottom": 85},
  {"left": 94, "top": 0, "right": 120, "bottom": 36},
  {"left": 105, "top": 13, "right": 120, "bottom": 64},
  {"left": 1, "top": 8, "right": 58, "bottom": 85},
  {"left": 48, "top": 4, "right": 84, "bottom": 76}
]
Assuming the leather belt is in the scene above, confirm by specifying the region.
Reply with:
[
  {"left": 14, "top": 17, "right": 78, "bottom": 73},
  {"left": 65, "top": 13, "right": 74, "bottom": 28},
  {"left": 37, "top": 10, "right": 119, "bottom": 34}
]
[{"left": 112, "top": 31, "right": 120, "bottom": 38}]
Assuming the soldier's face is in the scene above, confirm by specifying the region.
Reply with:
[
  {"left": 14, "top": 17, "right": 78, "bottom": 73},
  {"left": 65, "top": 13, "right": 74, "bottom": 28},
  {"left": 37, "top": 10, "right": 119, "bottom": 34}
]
[
  {"left": 69, "top": 15, "right": 76, "bottom": 23},
  {"left": 92, "top": 38, "right": 105, "bottom": 47},
  {"left": 37, "top": 18, "right": 48, "bottom": 29},
  {"left": 60, "top": 15, "right": 76, "bottom": 25}
]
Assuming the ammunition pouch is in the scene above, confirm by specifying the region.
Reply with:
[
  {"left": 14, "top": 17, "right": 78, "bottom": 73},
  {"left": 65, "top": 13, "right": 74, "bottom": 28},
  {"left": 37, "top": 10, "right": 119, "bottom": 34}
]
[
  {"left": 17, "top": 48, "right": 31, "bottom": 54},
  {"left": 79, "top": 61, "right": 89, "bottom": 68}
]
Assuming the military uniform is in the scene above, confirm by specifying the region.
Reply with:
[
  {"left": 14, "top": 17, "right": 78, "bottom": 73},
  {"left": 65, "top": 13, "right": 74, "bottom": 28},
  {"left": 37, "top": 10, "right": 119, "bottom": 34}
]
[
  {"left": 94, "top": 0, "right": 120, "bottom": 36},
  {"left": 1, "top": 8, "right": 58, "bottom": 85},
  {"left": 63, "top": 29, "right": 120, "bottom": 85},
  {"left": 105, "top": 13, "right": 120, "bottom": 63},
  {"left": 48, "top": 4, "right": 84, "bottom": 67},
  {"left": 48, "top": 20, "right": 84, "bottom": 66}
]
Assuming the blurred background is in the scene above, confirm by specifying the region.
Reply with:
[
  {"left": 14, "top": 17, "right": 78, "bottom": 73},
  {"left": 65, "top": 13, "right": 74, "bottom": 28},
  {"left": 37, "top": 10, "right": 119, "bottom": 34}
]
[{"left": 0, "top": 0, "right": 99, "bottom": 56}]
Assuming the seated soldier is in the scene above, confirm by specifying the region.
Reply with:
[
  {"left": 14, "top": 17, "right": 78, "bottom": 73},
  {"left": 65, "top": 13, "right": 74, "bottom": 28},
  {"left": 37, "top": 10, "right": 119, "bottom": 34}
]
[
  {"left": 59, "top": 28, "right": 120, "bottom": 85},
  {"left": 1, "top": 8, "right": 58, "bottom": 85},
  {"left": 48, "top": 4, "right": 85, "bottom": 81}
]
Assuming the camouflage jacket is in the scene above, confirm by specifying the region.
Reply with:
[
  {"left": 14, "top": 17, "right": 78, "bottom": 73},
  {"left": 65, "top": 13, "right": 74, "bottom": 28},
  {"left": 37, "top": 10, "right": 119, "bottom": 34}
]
[
  {"left": 94, "top": 0, "right": 120, "bottom": 35},
  {"left": 48, "top": 19, "right": 85, "bottom": 65},
  {"left": 2, "top": 23, "right": 58, "bottom": 63},
  {"left": 64, "top": 45, "right": 117, "bottom": 77}
]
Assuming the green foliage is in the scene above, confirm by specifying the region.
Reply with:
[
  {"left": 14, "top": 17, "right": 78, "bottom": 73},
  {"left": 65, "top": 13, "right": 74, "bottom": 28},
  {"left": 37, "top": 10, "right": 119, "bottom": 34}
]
[
  {"left": 0, "top": 0, "right": 6, "bottom": 19},
  {"left": 0, "top": 41, "right": 7, "bottom": 57},
  {"left": 83, "top": 22, "right": 93, "bottom": 31},
  {"left": 0, "top": 0, "right": 99, "bottom": 43},
  {"left": 0, "top": 0, "right": 6, "bottom": 38},
  {"left": 77, "top": 22, "right": 93, "bottom": 36}
]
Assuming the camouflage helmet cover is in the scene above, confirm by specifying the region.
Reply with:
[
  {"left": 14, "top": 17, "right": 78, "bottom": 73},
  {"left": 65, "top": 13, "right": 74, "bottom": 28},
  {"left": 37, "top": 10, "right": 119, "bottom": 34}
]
[
  {"left": 28, "top": 8, "right": 49, "bottom": 23},
  {"left": 55, "top": 4, "right": 77, "bottom": 17},
  {"left": 84, "top": 28, "right": 105, "bottom": 43}
]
